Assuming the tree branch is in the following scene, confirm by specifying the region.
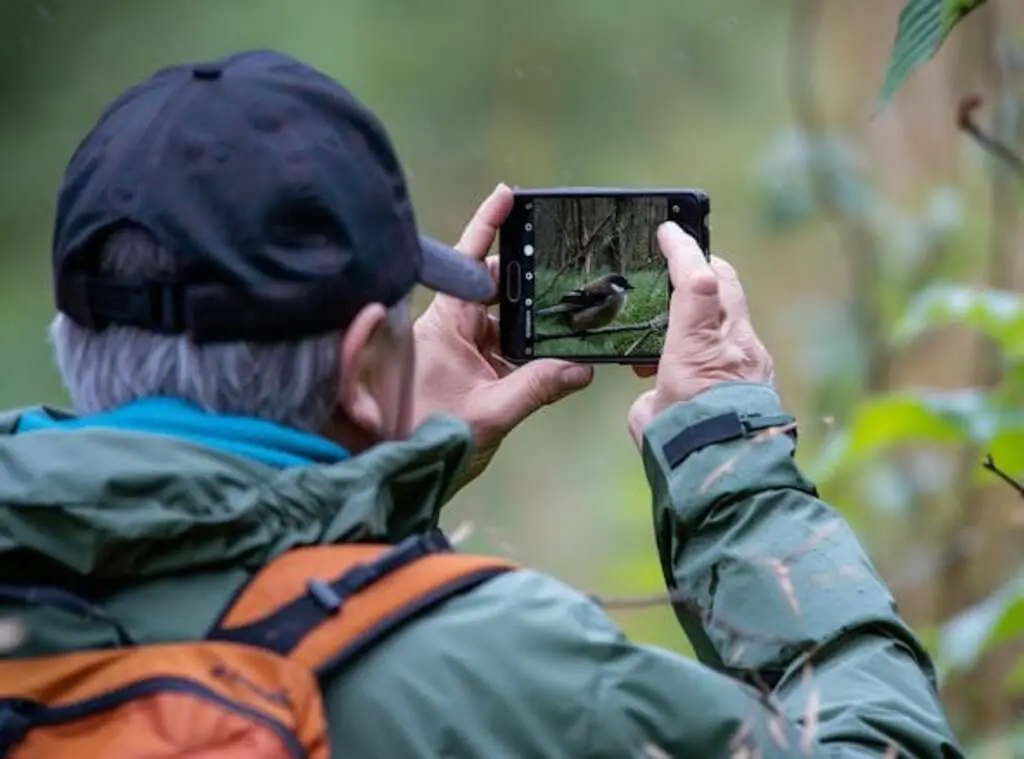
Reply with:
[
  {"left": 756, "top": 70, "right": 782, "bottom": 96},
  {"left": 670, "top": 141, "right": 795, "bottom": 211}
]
[
  {"left": 533, "top": 312, "right": 669, "bottom": 345},
  {"left": 958, "top": 94, "right": 1024, "bottom": 178},
  {"left": 590, "top": 588, "right": 797, "bottom": 649},
  {"left": 623, "top": 321, "right": 665, "bottom": 356},
  {"left": 982, "top": 454, "right": 1024, "bottom": 501},
  {"left": 536, "top": 213, "right": 616, "bottom": 303}
]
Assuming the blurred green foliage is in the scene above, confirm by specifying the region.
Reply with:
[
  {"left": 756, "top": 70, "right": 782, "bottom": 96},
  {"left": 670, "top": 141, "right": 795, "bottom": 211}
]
[
  {"left": 815, "top": 281, "right": 1024, "bottom": 684},
  {"left": 1, "top": 0, "right": 1023, "bottom": 753},
  {"left": 775, "top": 2, "right": 1024, "bottom": 751}
]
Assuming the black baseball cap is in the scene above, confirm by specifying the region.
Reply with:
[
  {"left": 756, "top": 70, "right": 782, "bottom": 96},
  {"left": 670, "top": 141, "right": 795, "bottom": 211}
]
[{"left": 52, "top": 49, "right": 495, "bottom": 343}]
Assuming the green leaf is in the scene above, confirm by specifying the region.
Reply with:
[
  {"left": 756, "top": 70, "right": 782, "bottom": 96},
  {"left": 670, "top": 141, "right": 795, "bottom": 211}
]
[
  {"left": 877, "top": 0, "right": 989, "bottom": 110},
  {"left": 1007, "top": 658, "right": 1024, "bottom": 694},
  {"left": 809, "top": 388, "right": 1024, "bottom": 485},
  {"left": 892, "top": 284, "right": 1024, "bottom": 359},
  {"left": 986, "top": 593, "right": 1024, "bottom": 651},
  {"left": 942, "top": 587, "right": 1024, "bottom": 694},
  {"left": 844, "top": 389, "right": 983, "bottom": 462},
  {"left": 937, "top": 575, "right": 1024, "bottom": 674},
  {"left": 809, "top": 391, "right": 970, "bottom": 483}
]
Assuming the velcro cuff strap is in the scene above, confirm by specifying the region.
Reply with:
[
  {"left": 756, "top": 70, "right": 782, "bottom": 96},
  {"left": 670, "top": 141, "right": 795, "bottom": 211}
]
[
  {"left": 743, "top": 413, "right": 792, "bottom": 432},
  {"left": 661, "top": 411, "right": 796, "bottom": 470}
]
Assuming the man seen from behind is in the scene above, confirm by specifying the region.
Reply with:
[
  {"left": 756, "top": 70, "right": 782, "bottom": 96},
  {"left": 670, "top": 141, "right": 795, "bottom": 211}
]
[{"left": 0, "top": 50, "right": 962, "bottom": 758}]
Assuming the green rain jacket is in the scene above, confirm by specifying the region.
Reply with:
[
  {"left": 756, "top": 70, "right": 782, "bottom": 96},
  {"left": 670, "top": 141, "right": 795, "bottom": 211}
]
[{"left": 0, "top": 383, "right": 962, "bottom": 758}]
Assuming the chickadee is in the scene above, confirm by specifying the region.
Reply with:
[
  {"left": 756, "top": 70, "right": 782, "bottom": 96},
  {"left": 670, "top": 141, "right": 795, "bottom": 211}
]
[{"left": 535, "top": 273, "right": 635, "bottom": 332}]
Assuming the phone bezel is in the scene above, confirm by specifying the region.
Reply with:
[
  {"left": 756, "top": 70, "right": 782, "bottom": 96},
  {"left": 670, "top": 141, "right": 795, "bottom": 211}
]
[{"left": 499, "top": 187, "right": 710, "bottom": 365}]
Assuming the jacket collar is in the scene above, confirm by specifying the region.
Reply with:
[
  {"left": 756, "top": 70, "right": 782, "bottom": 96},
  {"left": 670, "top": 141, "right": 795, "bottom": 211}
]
[{"left": 0, "top": 406, "right": 474, "bottom": 585}]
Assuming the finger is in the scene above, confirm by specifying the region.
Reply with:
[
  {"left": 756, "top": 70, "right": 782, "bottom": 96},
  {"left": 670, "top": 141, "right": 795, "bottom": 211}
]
[
  {"left": 455, "top": 183, "right": 515, "bottom": 261},
  {"left": 632, "top": 365, "right": 658, "bottom": 378},
  {"left": 486, "top": 350, "right": 516, "bottom": 379},
  {"left": 709, "top": 256, "right": 749, "bottom": 321},
  {"left": 482, "top": 359, "right": 594, "bottom": 431},
  {"left": 657, "top": 222, "right": 711, "bottom": 292},
  {"left": 627, "top": 388, "right": 658, "bottom": 449},
  {"left": 483, "top": 255, "right": 501, "bottom": 306},
  {"left": 486, "top": 312, "right": 500, "bottom": 342},
  {"left": 481, "top": 313, "right": 505, "bottom": 365},
  {"left": 658, "top": 226, "right": 723, "bottom": 345}
]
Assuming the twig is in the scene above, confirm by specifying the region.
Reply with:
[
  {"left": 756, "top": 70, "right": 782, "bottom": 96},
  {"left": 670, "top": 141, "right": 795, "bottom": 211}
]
[
  {"left": 590, "top": 588, "right": 798, "bottom": 648},
  {"left": 924, "top": 36, "right": 1021, "bottom": 657},
  {"left": 624, "top": 323, "right": 662, "bottom": 356},
  {"left": 534, "top": 312, "right": 669, "bottom": 345},
  {"left": 982, "top": 454, "right": 1024, "bottom": 500},
  {"left": 591, "top": 522, "right": 833, "bottom": 655},
  {"left": 536, "top": 214, "right": 615, "bottom": 303},
  {"left": 957, "top": 94, "right": 1024, "bottom": 177}
]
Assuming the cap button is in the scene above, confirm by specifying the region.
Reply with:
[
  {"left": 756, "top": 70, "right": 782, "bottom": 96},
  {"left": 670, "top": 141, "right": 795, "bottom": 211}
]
[{"left": 191, "top": 63, "right": 223, "bottom": 81}]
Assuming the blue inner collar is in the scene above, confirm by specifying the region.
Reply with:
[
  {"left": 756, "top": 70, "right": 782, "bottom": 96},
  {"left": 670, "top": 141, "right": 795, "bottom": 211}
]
[{"left": 15, "top": 397, "right": 351, "bottom": 469}]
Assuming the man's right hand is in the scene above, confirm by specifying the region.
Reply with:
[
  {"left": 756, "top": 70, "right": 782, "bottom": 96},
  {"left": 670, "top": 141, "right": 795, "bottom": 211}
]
[{"left": 627, "top": 222, "right": 774, "bottom": 449}]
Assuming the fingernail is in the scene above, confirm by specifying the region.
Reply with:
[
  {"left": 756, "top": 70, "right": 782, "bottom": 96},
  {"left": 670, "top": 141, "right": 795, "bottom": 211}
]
[
  {"left": 658, "top": 221, "right": 697, "bottom": 250},
  {"left": 496, "top": 182, "right": 508, "bottom": 191},
  {"left": 561, "top": 364, "right": 593, "bottom": 387},
  {"left": 663, "top": 220, "right": 700, "bottom": 246}
]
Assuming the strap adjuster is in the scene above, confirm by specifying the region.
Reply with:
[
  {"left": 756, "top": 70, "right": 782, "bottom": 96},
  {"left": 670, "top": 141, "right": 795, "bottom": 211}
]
[
  {"left": 661, "top": 411, "right": 796, "bottom": 469},
  {"left": 77, "top": 277, "right": 185, "bottom": 333},
  {"left": 304, "top": 532, "right": 453, "bottom": 615},
  {"left": 145, "top": 281, "right": 185, "bottom": 333}
]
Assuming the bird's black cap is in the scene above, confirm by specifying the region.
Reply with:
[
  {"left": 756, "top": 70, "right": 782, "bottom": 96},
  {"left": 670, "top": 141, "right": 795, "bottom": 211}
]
[{"left": 52, "top": 49, "right": 495, "bottom": 343}]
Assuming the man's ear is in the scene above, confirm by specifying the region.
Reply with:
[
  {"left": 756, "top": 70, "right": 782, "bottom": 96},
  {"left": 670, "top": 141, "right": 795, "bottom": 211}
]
[{"left": 337, "top": 303, "right": 389, "bottom": 440}]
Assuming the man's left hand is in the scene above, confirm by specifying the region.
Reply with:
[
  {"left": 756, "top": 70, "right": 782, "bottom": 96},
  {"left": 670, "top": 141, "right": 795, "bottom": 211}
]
[{"left": 413, "top": 183, "right": 595, "bottom": 488}]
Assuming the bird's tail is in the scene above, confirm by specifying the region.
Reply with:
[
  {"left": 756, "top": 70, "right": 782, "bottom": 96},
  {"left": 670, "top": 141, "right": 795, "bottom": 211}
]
[{"left": 535, "top": 303, "right": 575, "bottom": 317}]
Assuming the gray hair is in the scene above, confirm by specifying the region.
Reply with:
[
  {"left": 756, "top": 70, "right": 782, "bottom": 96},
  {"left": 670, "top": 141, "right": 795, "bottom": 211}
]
[{"left": 49, "top": 228, "right": 411, "bottom": 434}]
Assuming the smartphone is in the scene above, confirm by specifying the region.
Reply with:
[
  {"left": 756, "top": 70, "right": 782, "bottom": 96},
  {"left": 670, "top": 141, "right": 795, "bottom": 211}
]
[{"left": 499, "top": 187, "right": 710, "bottom": 365}]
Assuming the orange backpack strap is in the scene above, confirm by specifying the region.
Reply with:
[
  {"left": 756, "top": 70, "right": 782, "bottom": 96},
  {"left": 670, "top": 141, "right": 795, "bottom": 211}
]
[{"left": 207, "top": 531, "right": 516, "bottom": 676}]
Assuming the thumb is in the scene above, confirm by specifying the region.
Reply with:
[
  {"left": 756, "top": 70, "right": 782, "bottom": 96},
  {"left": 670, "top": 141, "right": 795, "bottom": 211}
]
[
  {"left": 484, "top": 360, "right": 594, "bottom": 430},
  {"left": 656, "top": 223, "right": 723, "bottom": 344},
  {"left": 627, "top": 388, "right": 658, "bottom": 450},
  {"left": 670, "top": 266, "right": 722, "bottom": 336}
]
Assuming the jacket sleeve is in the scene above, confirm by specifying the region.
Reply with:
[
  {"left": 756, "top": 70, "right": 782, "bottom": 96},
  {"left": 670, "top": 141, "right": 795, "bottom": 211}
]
[{"left": 591, "top": 382, "right": 963, "bottom": 758}]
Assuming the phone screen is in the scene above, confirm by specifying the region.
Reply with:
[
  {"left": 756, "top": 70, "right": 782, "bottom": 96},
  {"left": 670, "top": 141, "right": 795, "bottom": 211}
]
[{"left": 499, "top": 188, "right": 709, "bottom": 364}]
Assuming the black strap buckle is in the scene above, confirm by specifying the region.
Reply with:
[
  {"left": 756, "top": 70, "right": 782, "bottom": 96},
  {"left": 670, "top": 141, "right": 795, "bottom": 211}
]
[
  {"left": 661, "top": 411, "right": 797, "bottom": 469},
  {"left": 306, "top": 531, "right": 454, "bottom": 614},
  {"left": 207, "top": 531, "right": 458, "bottom": 656}
]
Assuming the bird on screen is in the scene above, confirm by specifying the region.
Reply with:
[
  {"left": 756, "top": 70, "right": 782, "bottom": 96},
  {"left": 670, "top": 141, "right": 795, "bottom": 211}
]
[{"left": 535, "top": 273, "right": 635, "bottom": 332}]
